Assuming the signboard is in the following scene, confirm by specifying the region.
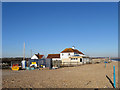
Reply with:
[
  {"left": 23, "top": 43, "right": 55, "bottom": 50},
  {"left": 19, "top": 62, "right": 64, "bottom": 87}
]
[{"left": 32, "top": 62, "right": 36, "bottom": 64}]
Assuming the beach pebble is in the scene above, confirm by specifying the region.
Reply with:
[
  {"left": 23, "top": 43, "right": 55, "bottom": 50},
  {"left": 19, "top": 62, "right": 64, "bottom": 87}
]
[{"left": 11, "top": 79, "right": 14, "bottom": 82}]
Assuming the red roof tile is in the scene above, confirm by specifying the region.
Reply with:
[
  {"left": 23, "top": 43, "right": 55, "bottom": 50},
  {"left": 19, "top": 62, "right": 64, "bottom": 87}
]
[
  {"left": 47, "top": 54, "right": 60, "bottom": 58},
  {"left": 61, "top": 48, "right": 84, "bottom": 55},
  {"left": 35, "top": 54, "right": 44, "bottom": 59}
]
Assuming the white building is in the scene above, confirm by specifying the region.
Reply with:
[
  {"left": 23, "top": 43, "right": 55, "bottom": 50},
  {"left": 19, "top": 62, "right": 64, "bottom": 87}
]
[
  {"left": 30, "top": 53, "right": 45, "bottom": 68},
  {"left": 31, "top": 53, "right": 45, "bottom": 59},
  {"left": 60, "top": 46, "right": 85, "bottom": 59},
  {"left": 47, "top": 46, "right": 91, "bottom": 65}
]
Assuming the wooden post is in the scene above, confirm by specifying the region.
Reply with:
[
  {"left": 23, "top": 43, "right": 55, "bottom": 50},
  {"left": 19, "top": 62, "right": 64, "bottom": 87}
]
[{"left": 113, "top": 65, "right": 116, "bottom": 88}]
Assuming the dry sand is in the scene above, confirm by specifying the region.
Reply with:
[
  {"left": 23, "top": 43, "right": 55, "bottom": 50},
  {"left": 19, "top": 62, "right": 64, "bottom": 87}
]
[{"left": 2, "top": 62, "right": 118, "bottom": 88}]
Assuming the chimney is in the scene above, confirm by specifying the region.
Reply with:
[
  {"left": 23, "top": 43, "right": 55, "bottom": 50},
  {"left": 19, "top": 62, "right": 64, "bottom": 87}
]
[{"left": 72, "top": 46, "right": 75, "bottom": 49}]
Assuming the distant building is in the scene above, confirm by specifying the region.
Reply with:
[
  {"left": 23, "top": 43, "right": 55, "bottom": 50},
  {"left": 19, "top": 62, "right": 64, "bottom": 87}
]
[
  {"left": 31, "top": 53, "right": 45, "bottom": 59},
  {"left": 91, "top": 57, "right": 110, "bottom": 64}
]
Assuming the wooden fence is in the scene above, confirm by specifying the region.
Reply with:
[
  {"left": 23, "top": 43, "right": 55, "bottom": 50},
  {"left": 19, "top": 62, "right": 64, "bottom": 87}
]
[
  {"left": 52, "top": 61, "right": 87, "bottom": 67},
  {"left": 61, "top": 62, "right": 83, "bottom": 67}
]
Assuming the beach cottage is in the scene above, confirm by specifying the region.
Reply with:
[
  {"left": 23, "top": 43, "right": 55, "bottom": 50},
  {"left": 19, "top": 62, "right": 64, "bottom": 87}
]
[
  {"left": 28, "top": 53, "right": 45, "bottom": 68},
  {"left": 47, "top": 46, "right": 91, "bottom": 66},
  {"left": 31, "top": 53, "right": 45, "bottom": 59},
  {"left": 60, "top": 46, "right": 85, "bottom": 59},
  {"left": 60, "top": 46, "right": 90, "bottom": 65}
]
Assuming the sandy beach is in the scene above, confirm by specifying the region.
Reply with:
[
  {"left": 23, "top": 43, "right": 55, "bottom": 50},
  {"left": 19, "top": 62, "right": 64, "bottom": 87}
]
[{"left": 2, "top": 62, "right": 118, "bottom": 88}]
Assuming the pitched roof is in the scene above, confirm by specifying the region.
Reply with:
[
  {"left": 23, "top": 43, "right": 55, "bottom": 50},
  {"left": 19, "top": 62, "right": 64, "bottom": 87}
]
[
  {"left": 35, "top": 54, "right": 44, "bottom": 59},
  {"left": 47, "top": 54, "right": 60, "bottom": 58},
  {"left": 61, "top": 48, "right": 84, "bottom": 55}
]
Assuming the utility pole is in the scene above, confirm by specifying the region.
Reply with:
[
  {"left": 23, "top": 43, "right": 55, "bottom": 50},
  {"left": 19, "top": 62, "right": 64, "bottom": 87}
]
[
  {"left": 23, "top": 42, "right": 25, "bottom": 60},
  {"left": 31, "top": 49, "right": 32, "bottom": 58}
]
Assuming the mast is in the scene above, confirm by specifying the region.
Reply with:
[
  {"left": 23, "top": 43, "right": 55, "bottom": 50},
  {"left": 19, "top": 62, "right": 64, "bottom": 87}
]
[
  {"left": 31, "top": 49, "right": 32, "bottom": 58},
  {"left": 23, "top": 42, "right": 25, "bottom": 60}
]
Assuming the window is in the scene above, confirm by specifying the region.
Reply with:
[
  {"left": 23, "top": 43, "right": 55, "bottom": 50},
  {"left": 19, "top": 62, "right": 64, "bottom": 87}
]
[
  {"left": 80, "top": 58, "right": 82, "bottom": 62},
  {"left": 68, "top": 53, "right": 70, "bottom": 55},
  {"left": 71, "top": 58, "right": 78, "bottom": 60},
  {"left": 62, "top": 54, "right": 64, "bottom": 56}
]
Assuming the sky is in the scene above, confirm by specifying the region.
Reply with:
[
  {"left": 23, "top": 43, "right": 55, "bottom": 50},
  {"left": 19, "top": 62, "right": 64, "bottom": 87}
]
[{"left": 2, "top": 2, "right": 118, "bottom": 58}]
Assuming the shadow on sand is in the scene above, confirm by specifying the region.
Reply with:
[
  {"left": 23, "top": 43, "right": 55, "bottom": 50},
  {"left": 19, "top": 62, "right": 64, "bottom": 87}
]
[{"left": 106, "top": 75, "right": 114, "bottom": 88}]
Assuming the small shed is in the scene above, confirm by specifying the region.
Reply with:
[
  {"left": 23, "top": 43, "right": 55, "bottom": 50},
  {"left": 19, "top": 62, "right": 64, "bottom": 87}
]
[
  {"left": 28, "top": 58, "right": 52, "bottom": 69},
  {"left": 47, "top": 54, "right": 61, "bottom": 68},
  {"left": 28, "top": 59, "right": 46, "bottom": 68}
]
